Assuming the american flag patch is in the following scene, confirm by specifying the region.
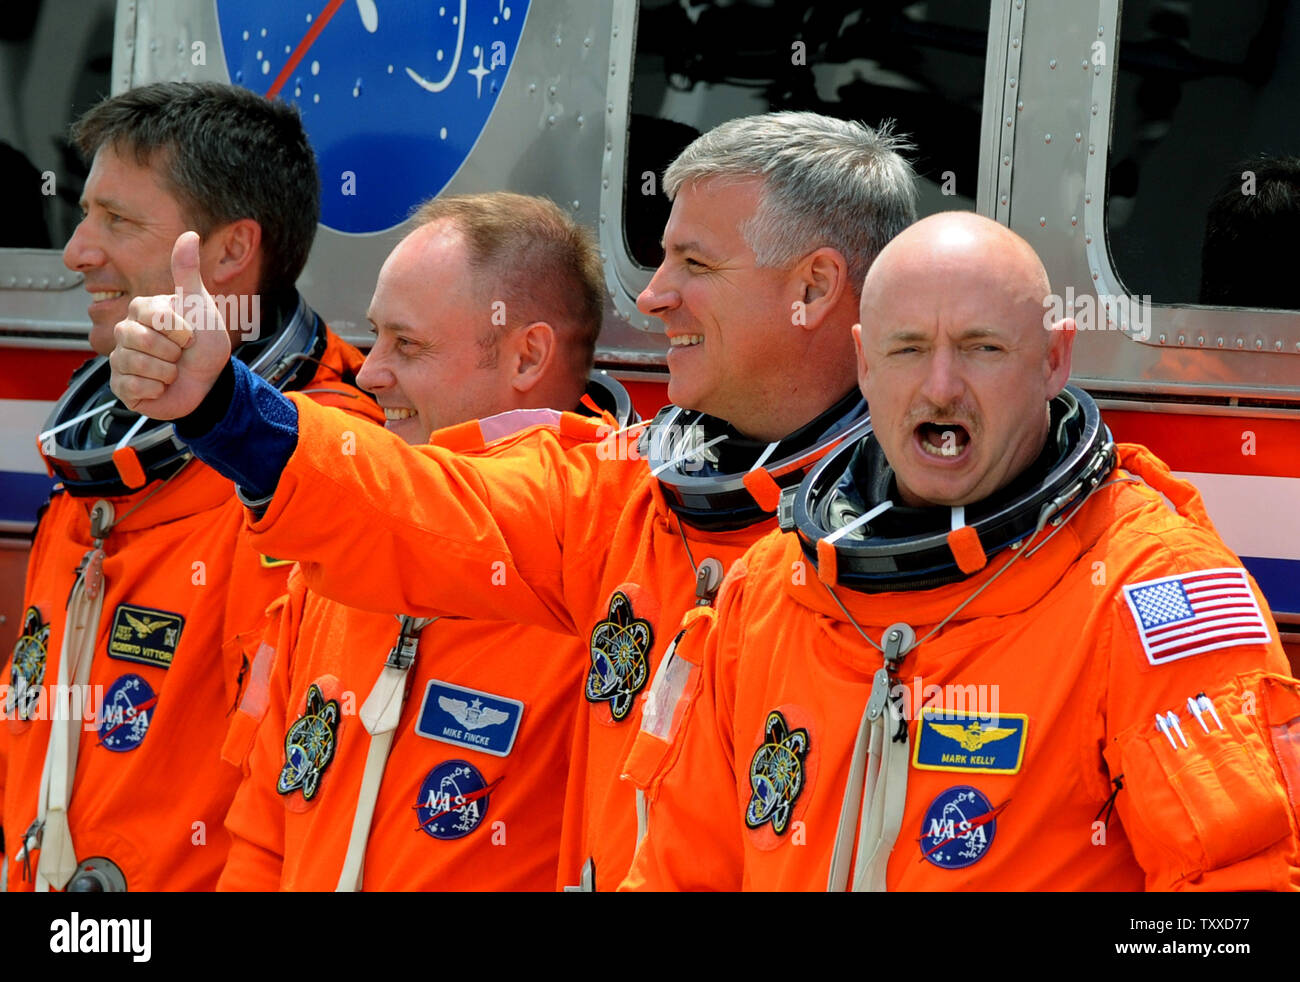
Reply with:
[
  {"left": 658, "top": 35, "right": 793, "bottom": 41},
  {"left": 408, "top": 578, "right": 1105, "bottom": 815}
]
[{"left": 1122, "top": 567, "right": 1273, "bottom": 666}]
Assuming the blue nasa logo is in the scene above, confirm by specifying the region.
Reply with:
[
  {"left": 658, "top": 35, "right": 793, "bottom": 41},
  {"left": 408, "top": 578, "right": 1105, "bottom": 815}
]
[
  {"left": 413, "top": 760, "right": 500, "bottom": 840},
  {"left": 217, "top": 0, "right": 530, "bottom": 233},
  {"left": 97, "top": 674, "right": 157, "bottom": 752},
  {"left": 919, "top": 786, "right": 1004, "bottom": 870}
]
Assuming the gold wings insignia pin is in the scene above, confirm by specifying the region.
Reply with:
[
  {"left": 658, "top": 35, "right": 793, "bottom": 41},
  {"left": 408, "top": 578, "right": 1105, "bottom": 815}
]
[
  {"left": 928, "top": 720, "right": 1016, "bottom": 752},
  {"left": 124, "top": 611, "right": 170, "bottom": 638}
]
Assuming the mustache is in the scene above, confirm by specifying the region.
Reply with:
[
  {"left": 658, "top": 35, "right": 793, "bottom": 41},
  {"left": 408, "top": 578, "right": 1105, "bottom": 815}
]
[{"left": 903, "top": 404, "right": 978, "bottom": 430}]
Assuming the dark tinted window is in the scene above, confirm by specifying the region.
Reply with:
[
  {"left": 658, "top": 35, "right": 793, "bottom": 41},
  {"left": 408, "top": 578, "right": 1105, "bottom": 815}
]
[
  {"left": 1108, "top": 0, "right": 1300, "bottom": 309},
  {"left": 0, "top": 0, "right": 116, "bottom": 251},
  {"left": 625, "top": 0, "right": 992, "bottom": 269}
]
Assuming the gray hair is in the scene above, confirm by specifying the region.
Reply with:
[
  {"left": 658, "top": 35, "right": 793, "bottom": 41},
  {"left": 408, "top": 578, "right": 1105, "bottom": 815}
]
[{"left": 663, "top": 111, "right": 917, "bottom": 292}]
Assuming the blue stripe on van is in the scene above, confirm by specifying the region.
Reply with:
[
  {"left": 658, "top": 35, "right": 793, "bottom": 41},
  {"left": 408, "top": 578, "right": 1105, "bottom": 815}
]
[
  {"left": 1241, "top": 556, "right": 1300, "bottom": 620},
  {"left": 0, "top": 470, "right": 55, "bottom": 526}
]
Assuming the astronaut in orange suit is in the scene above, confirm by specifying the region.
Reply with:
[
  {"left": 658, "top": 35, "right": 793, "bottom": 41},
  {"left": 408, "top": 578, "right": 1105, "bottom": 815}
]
[
  {"left": 1, "top": 83, "right": 382, "bottom": 892},
  {"left": 622, "top": 212, "right": 1300, "bottom": 891},
  {"left": 216, "top": 193, "right": 638, "bottom": 891},
  {"left": 108, "top": 112, "right": 919, "bottom": 890}
]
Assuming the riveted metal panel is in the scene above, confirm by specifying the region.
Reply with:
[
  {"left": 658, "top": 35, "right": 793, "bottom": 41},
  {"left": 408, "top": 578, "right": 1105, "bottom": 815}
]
[{"left": 997, "top": 0, "right": 1300, "bottom": 405}]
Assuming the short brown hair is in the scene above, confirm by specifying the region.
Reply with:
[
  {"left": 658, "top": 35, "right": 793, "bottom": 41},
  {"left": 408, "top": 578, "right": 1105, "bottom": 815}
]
[
  {"left": 72, "top": 82, "right": 320, "bottom": 297},
  {"left": 410, "top": 192, "right": 603, "bottom": 375}
]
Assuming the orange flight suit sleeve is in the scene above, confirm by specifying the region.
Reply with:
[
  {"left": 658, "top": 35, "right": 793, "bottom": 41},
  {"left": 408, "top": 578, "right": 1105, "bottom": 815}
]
[
  {"left": 622, "top": 565, "right": 748, "bottom": 892},
  {"left": 217, "top": 572, "right": 307, "bottom": 891},
  {"left": 0, "top": 497, "right": 54, "bottom": 866},
  {"left": 249, "top": 395, "right": 612, "bottom": 632},
  {"left": 1099, "top": 524, "right": 1300, "bottom": 891}
]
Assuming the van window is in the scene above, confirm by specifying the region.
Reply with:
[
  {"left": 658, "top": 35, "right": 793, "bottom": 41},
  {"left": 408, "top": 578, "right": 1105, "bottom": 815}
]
[
  {"left": 623, "top": 0, "right": 993, "bottom": 270},
  {"left": 0, "top": 0, "right": 117, "bottom": 252},
  {"left": 1108, "top": 1, "right": 1300, "bottom": 309}
]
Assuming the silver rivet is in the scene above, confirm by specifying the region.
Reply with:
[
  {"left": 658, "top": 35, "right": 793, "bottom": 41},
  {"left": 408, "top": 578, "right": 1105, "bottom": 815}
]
[
  {"left": 1045, "top": 133, "right": 1052, "bottom": 143},
  {"left": 547, "top": 115, "right": 556, "bottom": 126},
  {"left": 1071, "top": 215, "right": 1078, "bottom": 226},
  {"left": 1198, "top": 336, "right": 1205, "bottom": 346},
  {"left": 1216, "top": 337, "right": 1224, "bottom": 348},
  {"left": 1040, "top": 216, "right": 1047, "bottom": 227},
  {"left": 40, "top": 278, "right": 49, "bottom": 288},
  {"left": 1085, "top": 233, "right": 1092, "bottom": 244},
  {"left": 1235, "top": 337, "right": 1243, "bottom": 348},
  {"left": 1017, "top": 100, "right": 1024, "bottom": 111},
  {"left": 1088, "top": 144, "right": 1096, "bottom": 155},
  {"left": 529, "top": 83, "right": 536, "bottom": 93},
  {"left": 1275, "top": 340, "right": 1283, "bottom": 351},
  {"left": 1049, "top": 58, "right": 1057, "bottom": 69},
  {"left": 583, "top": 37, "right": 591, "bottom": 47},
  {"left": 1255, "top": 339, "right": 1263, "bottom": 350},
  {"left": 1095, "top": 65, "right": 1102, "bottom": 75},
  {"left": 24, "top": 277, "right": 32, "bottom": 287},
  {"left": 1005, "top": 116, "right": 1012, "bottom": 127},
  {"left": 549, "top": 85, "right": 557, "bottom": 96},
  {"left": 1000, "top": 195, "right": 1009, "bottom": 205},
  {"left": 1177, "top": 335, "right": 1185, "bottom": 345},
  {"left": 572, "top": 200, "right": 580, "bottom": 210},
  {"left": 1092, "top": 270, "right": 1099, "bottom": 281},
  {"left": 1003, "top": 155, "right": 1011, "bottom": 166},
  {"left": 1098, "top": 25, "right": 1104, "bottom": 35},
  {"left": 1158, "top": 334, "right": 1166, "bottom": 344},
  {"left": 1085, "top": 193, "right": 1092, "bottom": 204},
  {"left": 1074, "top": 132, "right": 1082, "bottom": 142},
  {"left": 555, "top": 35, "right": 562, "bottom": 46},
  {"left": 1081, "top": 59, "right": 1089, "bottom": 69},
  {"left": 602, "top": 179, "right": 609, "bottom": 189},
  {"left": 576, "top": 114, "right": 584, "bottom": 126},
  {"left": 599, "top": 214, "right": 605, "bottom": 223},
  {"left": 1012, "top": 37, "right": 1019, "bottom": 48},
  {"left": 1009, "top": 77, "right": 1017, "bottom": 88}
]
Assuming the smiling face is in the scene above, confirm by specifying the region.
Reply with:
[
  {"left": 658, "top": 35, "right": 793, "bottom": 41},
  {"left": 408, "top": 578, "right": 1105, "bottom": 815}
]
[
  {"left": 635, "top": 178, "right": 802, "bottom": 428},
  {"left": 63, "top": 144, "right": 198, "bottom": 356},
  {"left": 854, "top": 213, "right": 1074, "bottom": 507},
  {"left": 356, "top": 221, "right": 512, "bottom": 445}
]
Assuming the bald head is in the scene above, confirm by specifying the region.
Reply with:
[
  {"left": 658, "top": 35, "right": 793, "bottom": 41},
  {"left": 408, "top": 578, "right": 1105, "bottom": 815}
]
[
  {"left": 863, "top": 212, "right": 1053, "bottom": 338},
  {"left": 852, "top": 211, "right": 1074, "bottom": 507}
]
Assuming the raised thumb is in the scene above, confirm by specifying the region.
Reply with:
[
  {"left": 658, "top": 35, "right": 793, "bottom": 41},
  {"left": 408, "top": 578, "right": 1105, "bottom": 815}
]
[{"left": 170, "top": 230, "right": 208, "bottom": 300}]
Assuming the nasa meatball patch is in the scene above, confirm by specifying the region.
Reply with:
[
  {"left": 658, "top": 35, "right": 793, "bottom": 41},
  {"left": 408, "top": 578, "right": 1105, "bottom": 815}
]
[
  {"left": 918, "top": 786, "right": 1006, "bottom": 869},
  {"left": 414, "top": 680, "right": 524, "bottom": 757},
  {"left": 414, "top": 761, "right": 502, "bottom": 840},
  {"left": 97, "top": 674, "right": 158, "bottom": 752}
]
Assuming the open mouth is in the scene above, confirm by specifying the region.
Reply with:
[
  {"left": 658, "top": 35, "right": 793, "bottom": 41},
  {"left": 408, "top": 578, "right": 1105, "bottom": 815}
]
[
  {"left": 384, "top": 407, "right": 417, "bottom": 421},
  {"left": 90, "top": 291, "right": 126, "bottom": 303},
  {"left": 668, "top": 335, "right": 703, "bottom": 347},
  {"left": 916, "top": 421, "right": 970, "bottom": 458}
]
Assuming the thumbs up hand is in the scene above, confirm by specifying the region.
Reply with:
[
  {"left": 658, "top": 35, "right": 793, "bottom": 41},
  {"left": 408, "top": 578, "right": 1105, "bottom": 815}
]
[{"left": 109, "top": 231, "right": 235, "bottom": 419}]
